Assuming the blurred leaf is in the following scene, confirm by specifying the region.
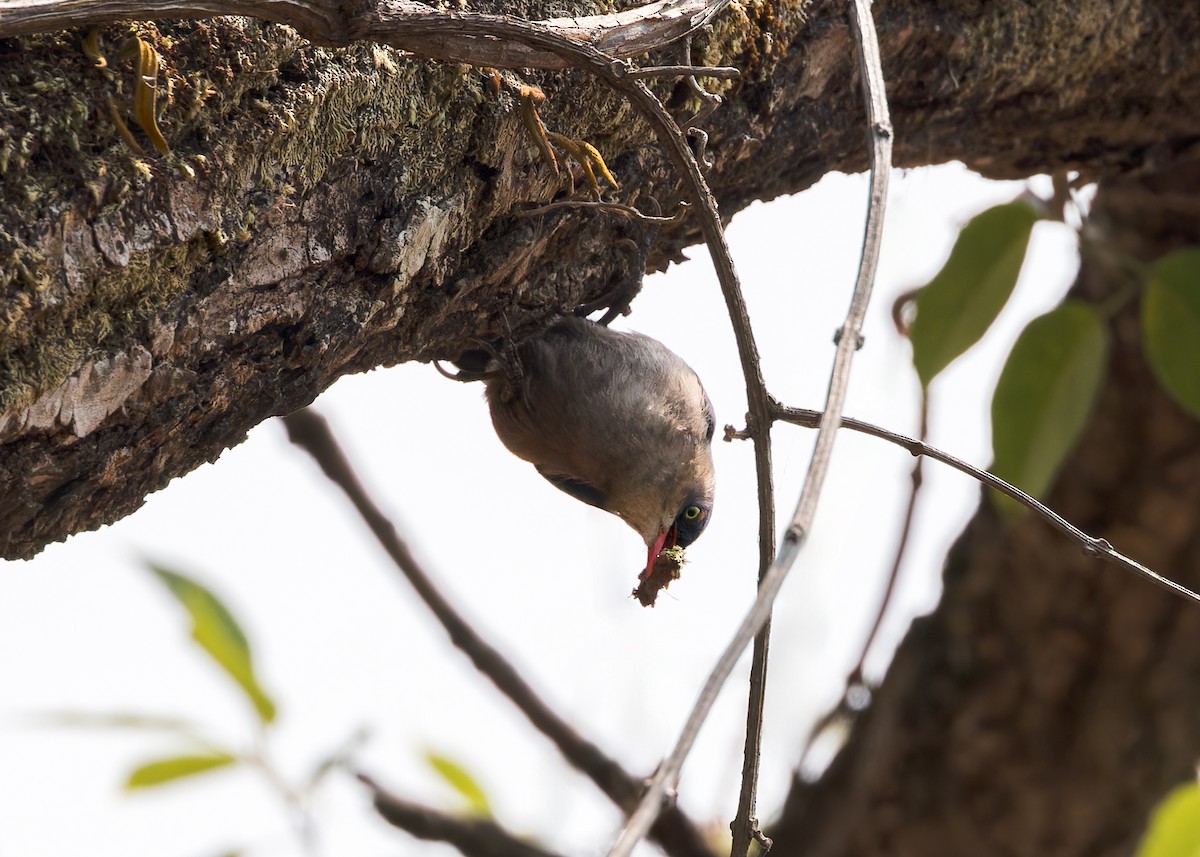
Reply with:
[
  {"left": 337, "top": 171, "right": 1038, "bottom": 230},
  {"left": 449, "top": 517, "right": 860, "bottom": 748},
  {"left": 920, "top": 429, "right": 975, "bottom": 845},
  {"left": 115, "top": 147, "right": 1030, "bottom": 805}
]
[
  {"left": 1142, "top": 247, "right": 1200, "bottom": 420},
  {"left": 147, "top": 563, "right": 277, "bottom": 724},
  {"left": 21, "top": 711, "right": 217, "bottom": 749},
  {"left": 990, "top": 300, "right": 1109, "bottom": 515},
  {"left": 908, "top": 199, "right": 1042, "bottom": 387},
  {"left": 1136, "top": 783, "right": 1200, "bottom": 857},
  {"left": 424, "top": 750, "right": 493, "bottom": 818},
  {"left": 125, "top": 751, "right": 239, "bottom": 790},
  {"left": 22, "top": 711, "right": 204, "bottom": 734}
]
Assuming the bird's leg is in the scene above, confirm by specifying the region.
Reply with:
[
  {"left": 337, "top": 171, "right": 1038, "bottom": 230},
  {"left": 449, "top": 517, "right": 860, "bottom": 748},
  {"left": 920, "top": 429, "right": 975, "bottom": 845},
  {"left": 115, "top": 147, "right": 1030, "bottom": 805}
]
[
  {"left": 482, "top": 66, "right": 502, "bottom": 97},
  {"left": 518, "top": 84, "right": 560, "bottom": 179},
  {"left": 517, "top": 84, "right": 618, "bottom": 199}
]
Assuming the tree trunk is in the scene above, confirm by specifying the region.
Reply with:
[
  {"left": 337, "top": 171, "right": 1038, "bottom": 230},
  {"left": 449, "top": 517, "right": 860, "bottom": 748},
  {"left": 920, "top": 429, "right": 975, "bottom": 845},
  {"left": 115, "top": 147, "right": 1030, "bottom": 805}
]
[{"left": 769, "top": 163, "right": 1200, "bottom": 856}]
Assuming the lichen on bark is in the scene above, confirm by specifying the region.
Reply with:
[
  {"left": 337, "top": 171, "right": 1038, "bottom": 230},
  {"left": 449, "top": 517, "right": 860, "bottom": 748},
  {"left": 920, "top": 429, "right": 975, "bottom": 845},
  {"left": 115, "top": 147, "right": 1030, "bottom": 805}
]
[{"left": 2, "top": 0, "right": 1198, "bottom": 563}]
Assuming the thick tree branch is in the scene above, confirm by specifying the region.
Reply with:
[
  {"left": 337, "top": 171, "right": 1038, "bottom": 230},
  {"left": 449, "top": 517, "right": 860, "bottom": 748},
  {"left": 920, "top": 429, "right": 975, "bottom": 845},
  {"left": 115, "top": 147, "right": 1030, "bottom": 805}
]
[{"left": 5, "top": 0, "right": 1200, "bottom": 560}]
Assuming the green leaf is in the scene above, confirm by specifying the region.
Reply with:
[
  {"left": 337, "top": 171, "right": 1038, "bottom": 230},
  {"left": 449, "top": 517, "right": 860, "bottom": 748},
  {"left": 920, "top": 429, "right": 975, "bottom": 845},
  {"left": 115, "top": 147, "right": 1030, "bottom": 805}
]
[
  {"left": 125, "top": 751, "right": 239, "bottom": 790},
  {"left": 909, "top": 199, "right": 1042, "bottom": 387},
  {"left": 1143, "top": 247, "right": 1200, "bottom": 420},
  {"left": 148, "top": 563, "right": 277, "bottom": 724},
  {"left": 990, "top": 300, "right": 1109, "bottom": 514},
  {"left": 25, "top": 711, "right": 204, "bottom": 735},
  {"left": 1136, "top": 783, "right": 1200, "bottom": 857},
  {"left": 424, "top": 750, "right": 493, "bottom": 818}
]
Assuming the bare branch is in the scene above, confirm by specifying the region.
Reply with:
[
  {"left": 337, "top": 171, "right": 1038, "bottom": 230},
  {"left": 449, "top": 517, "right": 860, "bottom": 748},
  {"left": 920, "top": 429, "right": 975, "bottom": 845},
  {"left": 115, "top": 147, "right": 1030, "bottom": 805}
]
[
  {"left": 359, "top": 772, "right": 564, "bottom": 857},
  {"left": 512, "top": 200, "right": 690, "bottom": 223},
  {"left": 602, "top": 54, "right": 778, "bottom": 857},
  {"left": 282, "top": 409, "right": 717, "bottom": 857},
  {"left": 783, "top": 0, "right": 891, "bottom": 547},
  {"left": 772, "top": 405, "right": 1200, "bottom": 608},
  {"left": 625, "top": 64, "right": 741, "bottom": 79},
  {"left": 793, "top": 397, "right": 928, "bottom": 771},
  {"left": 0, "top": 0, "right": 735, "bottom": 69},
  {"left": 850, "top": 397, "right": 927, "bottom": 685},
  {"left": 728, "top": 1, "right": 893, "bottom": 853}
]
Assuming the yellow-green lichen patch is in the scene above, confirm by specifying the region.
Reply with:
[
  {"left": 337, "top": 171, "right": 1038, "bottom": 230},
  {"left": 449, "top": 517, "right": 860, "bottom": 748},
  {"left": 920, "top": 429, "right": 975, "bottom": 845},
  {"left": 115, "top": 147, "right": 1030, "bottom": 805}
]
[
  {"left": 0, "top": 235, "right": 209, "bottom": 412},
  {"left": 692, "top": 0, "right": 811, "bottom": 87},
  {"left": 1, "top": 1, "right": 780, "bottom": 418},
  {"left": 256, "top": 47, "right": 488, "bottom": 191}
]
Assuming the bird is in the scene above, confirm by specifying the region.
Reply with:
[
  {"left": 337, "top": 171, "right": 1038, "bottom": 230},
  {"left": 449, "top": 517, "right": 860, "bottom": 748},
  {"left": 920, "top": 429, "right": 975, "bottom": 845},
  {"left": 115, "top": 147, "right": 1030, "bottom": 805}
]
[{"left": 465, "top": 316, "right": 716, "bottom": 579}]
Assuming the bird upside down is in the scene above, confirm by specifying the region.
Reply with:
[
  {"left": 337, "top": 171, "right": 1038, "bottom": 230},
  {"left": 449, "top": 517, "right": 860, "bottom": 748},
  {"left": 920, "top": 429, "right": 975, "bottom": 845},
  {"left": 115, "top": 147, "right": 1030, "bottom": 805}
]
[{"left": 465, "top": 316, "right": 716, "bottom": 606}]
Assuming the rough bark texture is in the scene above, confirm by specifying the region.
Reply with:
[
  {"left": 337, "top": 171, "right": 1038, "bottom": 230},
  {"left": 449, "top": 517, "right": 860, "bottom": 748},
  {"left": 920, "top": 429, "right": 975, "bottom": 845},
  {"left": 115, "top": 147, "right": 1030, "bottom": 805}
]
[
  {"left": 768, "top": 163, "right": 1200, "bottom": 856},
  {"left": 3, "top": 0, "right": 1200, "bottom": 557}
]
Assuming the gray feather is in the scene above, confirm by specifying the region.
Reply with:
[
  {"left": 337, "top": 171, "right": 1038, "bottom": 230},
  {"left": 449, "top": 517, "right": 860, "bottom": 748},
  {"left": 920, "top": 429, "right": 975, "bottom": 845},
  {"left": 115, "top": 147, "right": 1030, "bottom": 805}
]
[{"left": 485, "top": 317, "right": 715, "bottom": 546}]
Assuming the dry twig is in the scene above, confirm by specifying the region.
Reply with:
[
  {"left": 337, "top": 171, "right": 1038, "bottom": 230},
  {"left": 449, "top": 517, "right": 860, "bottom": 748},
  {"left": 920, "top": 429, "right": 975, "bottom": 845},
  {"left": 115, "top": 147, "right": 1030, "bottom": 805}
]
[
  {"left": 359, "top": 772, "right": 564, "bottom": 857},
  {"left": 283, "top": 408, "right": 717, "bottom": 857},
  {"left": 731, "top": 0, "right": 894, "bottom": 852},
  {"left": 625, "top": 64, "right": 740, "bottom": 79},
  {"left": 772, "top": 405, "right": 1200, "bottom": 607},
  {"left": 512, "top": 199, "right": 690, "bottom": 223},
  {"left": 0, "top": 0, "right": 736, "bottom": 68}
]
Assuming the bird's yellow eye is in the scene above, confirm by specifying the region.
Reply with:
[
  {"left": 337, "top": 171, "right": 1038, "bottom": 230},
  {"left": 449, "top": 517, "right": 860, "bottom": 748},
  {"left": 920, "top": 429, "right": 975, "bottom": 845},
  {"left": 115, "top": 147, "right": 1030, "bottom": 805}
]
[{"left": 684, "top": 505, "right": 702, "bottom": 520}]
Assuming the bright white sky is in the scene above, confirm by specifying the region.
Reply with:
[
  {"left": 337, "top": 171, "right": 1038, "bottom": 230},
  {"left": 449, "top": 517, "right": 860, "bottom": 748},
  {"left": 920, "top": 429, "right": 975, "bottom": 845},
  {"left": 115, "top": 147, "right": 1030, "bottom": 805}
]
[{"left": 0, "top": 164, "right": 1079, "bottom": 857}]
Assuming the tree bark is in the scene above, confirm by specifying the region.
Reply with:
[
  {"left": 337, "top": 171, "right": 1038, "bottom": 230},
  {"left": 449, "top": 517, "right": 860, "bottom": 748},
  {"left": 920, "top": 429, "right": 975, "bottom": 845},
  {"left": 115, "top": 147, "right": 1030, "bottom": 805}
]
[
  {"left": 2, "top": 0, "right": 1198, "bottom": 557},
  {"left": 769, "top": 162, "right": 1200, "bottom": 856}
]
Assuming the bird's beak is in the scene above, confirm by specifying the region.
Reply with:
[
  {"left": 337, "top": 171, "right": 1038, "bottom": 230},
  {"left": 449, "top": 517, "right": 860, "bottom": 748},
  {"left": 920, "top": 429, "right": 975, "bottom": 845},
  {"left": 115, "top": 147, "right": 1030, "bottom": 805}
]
[{"left": 645, "top": 527, "right": 678, "bottom": 578}]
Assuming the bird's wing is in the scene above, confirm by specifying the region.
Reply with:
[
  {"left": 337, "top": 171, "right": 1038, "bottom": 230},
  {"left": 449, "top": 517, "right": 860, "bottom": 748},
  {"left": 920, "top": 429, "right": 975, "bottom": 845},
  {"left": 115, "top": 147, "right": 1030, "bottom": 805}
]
[{"left": 534, "top": 467, "right": 610, "bottom": 510}]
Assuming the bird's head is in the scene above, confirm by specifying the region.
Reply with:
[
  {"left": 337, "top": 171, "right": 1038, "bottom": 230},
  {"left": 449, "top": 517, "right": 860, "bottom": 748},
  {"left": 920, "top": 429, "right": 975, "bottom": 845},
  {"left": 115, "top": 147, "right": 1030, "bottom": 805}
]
[{"left": 629, "top": 445, "right": 716, "bottom": 579}]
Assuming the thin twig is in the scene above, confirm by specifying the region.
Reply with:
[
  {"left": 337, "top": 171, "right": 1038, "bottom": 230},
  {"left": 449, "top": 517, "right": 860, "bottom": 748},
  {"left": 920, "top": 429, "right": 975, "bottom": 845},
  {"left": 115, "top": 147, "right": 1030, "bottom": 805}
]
[
  {"left": 626, "top": 64, "right": 741, "bottom": 79},
  {"left": 772, "top": 405, "right": 1200, "bottom": 607},
  {"left": 512, "top": 199, "right": 690, "bottom": 223},
  {"left": 608, "top": 1, "right": 896, "bottom": 852},
  {"left": 783, "top": 0, "right": 891, "bottom": 546},
  {"left": 282, "top": 409, "right": 716, "bottom": 857},
  {"left": 794, "top": 396, "right": 928, "bottom": 771},
  {"left": 727, "top": 2, "right": 893, "bottom": 853},
  {"left": 850, "top": 396, "right": 927, "bottom": 685},
  {"left": 358, "top": 772, "right": 564, "bottom": 857},
  {"left": 602, "top": 60, "right": 778, "bottom": 857},
  {"left": 677, "top": 33, "right": 724, "bottom": 171},
  {"left": 247, "top": 742, "right": 322, "bottom": 857},
  {"left": 728, "top": 615, "right": 772, "bottom": 857}
]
